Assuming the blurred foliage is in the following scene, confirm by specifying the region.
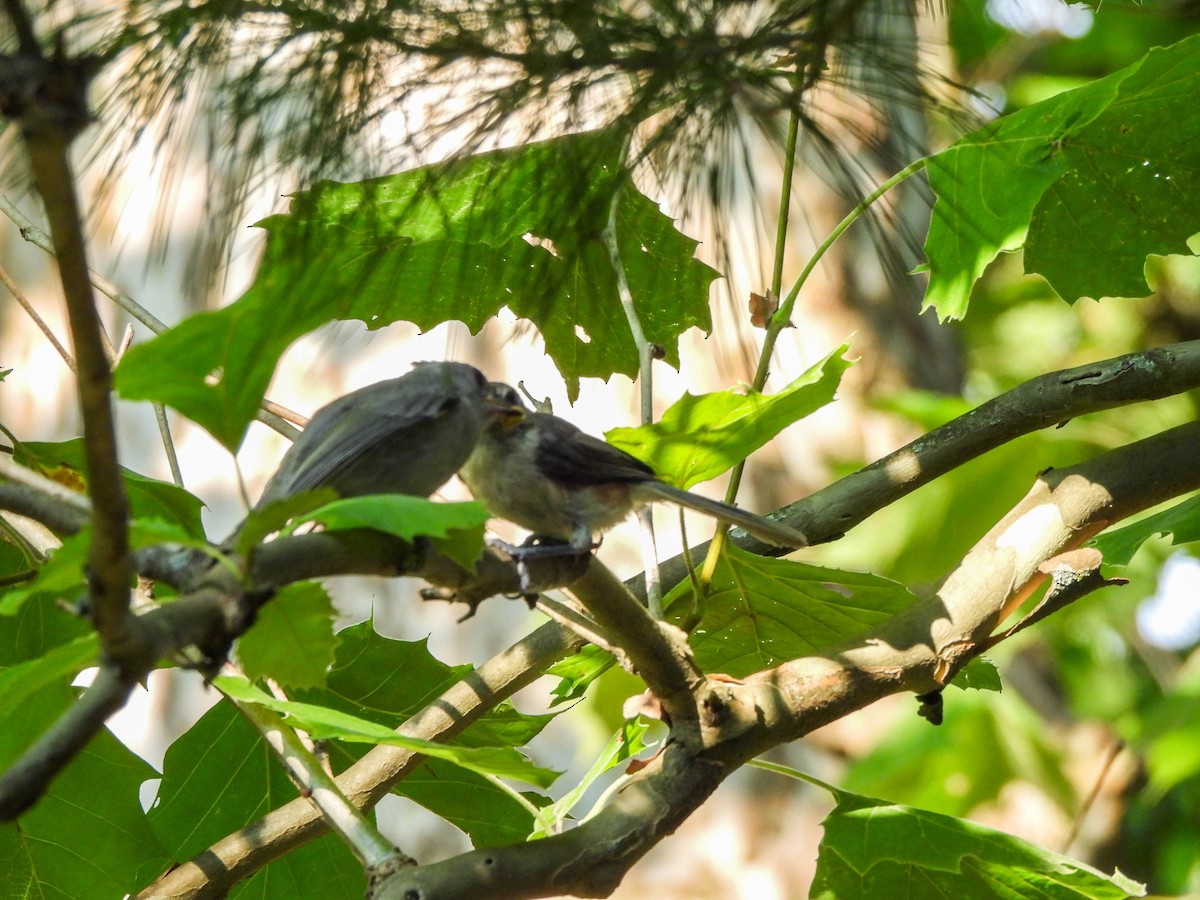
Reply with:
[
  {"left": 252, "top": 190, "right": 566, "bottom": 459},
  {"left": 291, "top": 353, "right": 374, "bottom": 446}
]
[{"left": 810, "top": 9, "right": 1200, "bottom": 897}]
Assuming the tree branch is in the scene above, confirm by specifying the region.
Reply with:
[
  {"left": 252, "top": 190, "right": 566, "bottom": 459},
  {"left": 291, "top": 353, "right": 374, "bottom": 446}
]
[
  {"left": 566, "top": 562, "right": 705, "bottom": 727},
  {"left": 736, "top": 340, "right": 1200, "bottom": 554},
  {"left": 139, "top": 621, "right": 586, "bottom": 899},
  {"left": 367, "top": 420, "right": 1200, "bottom": 899},
  {"left": 1, "top": 13, "right": 138, "bottom": 661}
]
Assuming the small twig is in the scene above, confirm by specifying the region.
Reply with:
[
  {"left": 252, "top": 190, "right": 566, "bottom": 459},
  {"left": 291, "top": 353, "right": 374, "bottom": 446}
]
[
  {"left": 1061, "top": 738, "right": 1124, "bottom": 856},
  {"left": 0, "top": 190, "right": 170, "bottom": 335},
  {"left": 535, "top": 595, "right": 619, "bottom": 656},
  {"left": 702, "top": 155, "right": 928, "bottom": 585},
  {"left": 602, "top": 171, "right": 663, "bottom": 617},
  {"left": 153, "top": 403, "right": 185, "bottom": 488},
  {"left": 0, "top": 262, "right": 76, "bottom": 370},
  {"left": 262, "top": 399, "right": 310, "bottom": 428},
  {"left": 115, "top": 323, "right": 135, "bottom": 360}
]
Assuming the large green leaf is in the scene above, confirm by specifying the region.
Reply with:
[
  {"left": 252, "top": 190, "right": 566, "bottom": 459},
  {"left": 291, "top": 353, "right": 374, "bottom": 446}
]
[
  {"left": 666, "top": 545, "right": 916, "bottom": 678},
  {"left": 305, "top": 622, "right": 558, "bottom": 751},
  {"left": 115, "top": 131, "right": 716, "bottom": 449},
  {"left": 812, "top": 790, "right": 1144, "bottom": 899},
  {"left": 924, "top": 33, "right": 1200, "bottom": 317},
  {"left": 2, "top": 728, "right": 169, "bottom": 900},
  {"left": 0, "top": 593, "right": 91, "bottom": 666},
  {"left": 230, "top": 833, "right": 365, "bottom": 900},
  {"left": 394, "top": 759, "right": 545, "bottom": 849},
  {"left": 236, "top": 582, "right": 338, "bottom": 689},
  {"left": 301, "top": 495, "right": 489, "bottom": 568},
  {"left": 0, "top": 636, "right": 97, "bottom": 764},
  {"left": 146, "top": 700, "right": 366, "bottom": 897},
  {"left": 147, "top": 699, "right": 303, "bottom": 863},
  {"left": 607, "top": 345, "right": 850, "bottom": 489},
  {"left": 313, "top": 621, "right": 473, "bottom": 720}
]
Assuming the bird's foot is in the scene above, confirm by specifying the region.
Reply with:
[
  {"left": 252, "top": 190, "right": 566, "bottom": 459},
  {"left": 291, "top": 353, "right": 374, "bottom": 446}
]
[{"left": 486, "top": 535, "right": 593, "bottom": 593}]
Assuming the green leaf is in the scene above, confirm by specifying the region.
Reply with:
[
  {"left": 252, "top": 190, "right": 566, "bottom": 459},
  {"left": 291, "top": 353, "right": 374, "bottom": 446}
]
[
  {"left": 0, "top": 593, "right": 91, "bottom": 666},
  {"left": 1025, "top": 36, "right": 1200, "bottom": 302},
  {"left": 0, "top": 635, "right": 97, "bottom": 763},
  {"left": 812, "top": 790, "right": 1144, "bottom": 899},
  {"left": 229, "top": 833, "right": 365, "bottom": 899},
  {"left": 236, "top": 582, "right": 338, "bottom": 688},
  {"left": 115, "top": 131, "right": 716, "bottom": 449},
  {"left": 302, "top": 618, "right": 557, "bottom": 761},
  {"left": 217, "top": 676, "right": 560, "bottom": 788},
  {"left": 924, "top": 33, "right": 1200, "bottom": 316},
  {"left": 314, "top": 621, "right": 472, "bottom": 719},
  {"left": 0, "top": 528, "right": 90, "bottom": 615},
  {"left": 235, "top": 488, "right": 339, "bottom": 555},
  {"left": 17, "top": 439, "right": 206, "bottom": 539},
  {"left": 303, "top": 495, "right": 489, "bottom": 569},
  {"left": 531, "top": 718, "right": 650, "bottom": 838},
  {"left": 148, "top": 699, "right": 301, "bottom": 863},
  {"left": 394, "top": 759, "right": 546, "bottom": 849},
  {"left": 1090, "top": 494, "right": 1200, "bottom": 566},
  {"left": 304, "top": 622, "right": 558, "bottom": 750},
  {"left": 3, "top": 729, "right": 169, "bottom": 900},
  {"left": 0, "top": 519, "right": 201, "bottom": 616},
  {"left": 546, "top": 644, "right": 615, "bottom": 706},
  {"left": 668, "top": 544, "right": 916, "bottom": 678},
  {"left": 950, "top": 657, "right": 1002, "bottom": 692},
  {"left": 606, "top": 345, "right": 851, "bottom": 489}
]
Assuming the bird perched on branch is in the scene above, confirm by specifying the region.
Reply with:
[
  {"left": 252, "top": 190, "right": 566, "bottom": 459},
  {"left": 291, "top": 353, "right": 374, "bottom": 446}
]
[
  {"left": 458, "top": 384, "right": 807, "bottom": 560},
  {"left": 254, "top": 360, "right": 502, "bottom": 508}
]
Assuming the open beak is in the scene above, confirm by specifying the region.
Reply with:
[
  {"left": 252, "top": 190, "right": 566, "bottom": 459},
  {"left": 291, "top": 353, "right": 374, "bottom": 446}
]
[{"left": 484, "top": 383, "right": 528, "bottom": 428}]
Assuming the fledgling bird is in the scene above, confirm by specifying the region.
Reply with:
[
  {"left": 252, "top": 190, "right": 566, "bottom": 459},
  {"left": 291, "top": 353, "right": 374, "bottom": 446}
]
[
  {"left": 458, "top": 384, "right": 807, "bottom": 558},
  {"left": 254, "top": 360, "right": 501, "bottom": 508}
]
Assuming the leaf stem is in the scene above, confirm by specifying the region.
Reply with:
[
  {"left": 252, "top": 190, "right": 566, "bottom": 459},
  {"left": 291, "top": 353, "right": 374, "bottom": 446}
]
[
  {"left": 222, "top": 677, "right": 408, "bottom": 869},
  {"left": 747, "top": 758, "right": 839, "bottom": 796}
]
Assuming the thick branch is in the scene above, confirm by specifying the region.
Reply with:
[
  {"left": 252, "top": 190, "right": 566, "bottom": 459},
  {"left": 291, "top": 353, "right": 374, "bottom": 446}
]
[
  {"left": 566, "top": 562, "right": 704, "bottom": 726},
  {"left": 1, "top": 21, "right": 137, "bottom": 660}
]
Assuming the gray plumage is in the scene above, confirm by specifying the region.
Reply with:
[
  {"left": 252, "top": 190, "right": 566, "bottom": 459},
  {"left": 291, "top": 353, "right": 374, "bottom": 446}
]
[
  {"left": 256, "top": 361, "right": 494, "bottom": 507},
  {"left": 459, "top": 387, "right": 807, "bottom": 552}
]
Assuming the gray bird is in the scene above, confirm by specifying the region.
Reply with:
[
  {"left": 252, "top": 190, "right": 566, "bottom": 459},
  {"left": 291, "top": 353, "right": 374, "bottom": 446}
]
[
  {"left": 255, "top": 361, "right": 500, "bottom": 508},
  {"left": 459, "top": 384, "right": 807, "bottom": 558}
]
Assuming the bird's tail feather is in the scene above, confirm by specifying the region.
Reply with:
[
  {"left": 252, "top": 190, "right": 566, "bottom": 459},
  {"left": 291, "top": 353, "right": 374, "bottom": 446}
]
[{"left": 639, "top": 482, "right": 807, "bottom": 549}]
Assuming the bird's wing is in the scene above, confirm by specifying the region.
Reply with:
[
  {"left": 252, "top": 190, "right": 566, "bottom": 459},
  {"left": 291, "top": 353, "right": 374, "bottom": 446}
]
[
  {"left": 285, "top": 384, "right": 458, "bottom": 494},
  {"left": 530, "top": 413, "right": 655, "bottom": 487}
]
